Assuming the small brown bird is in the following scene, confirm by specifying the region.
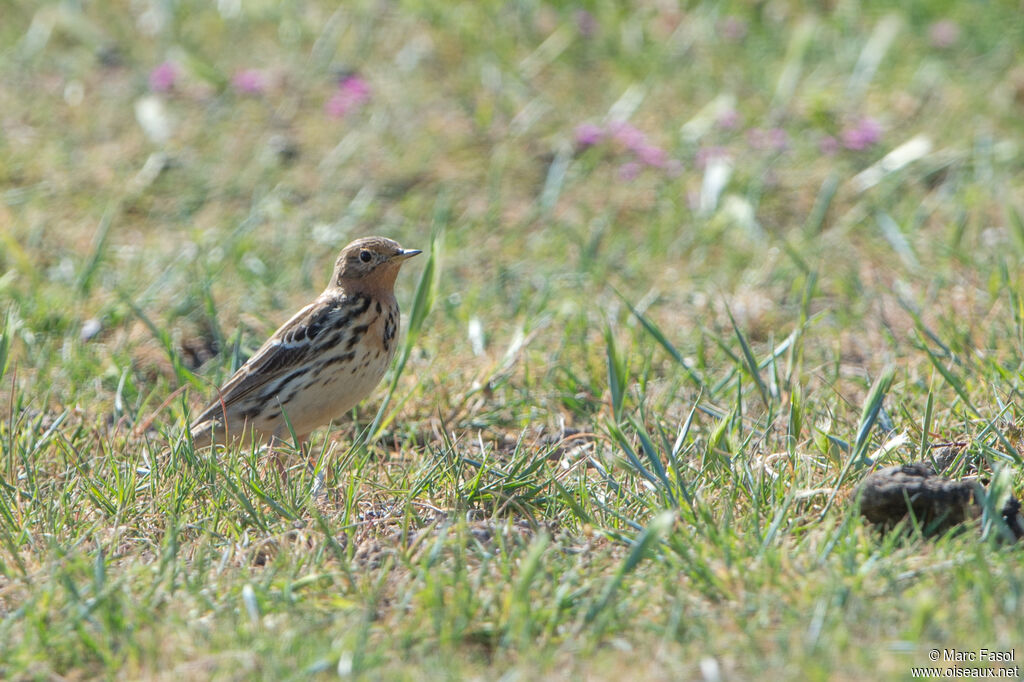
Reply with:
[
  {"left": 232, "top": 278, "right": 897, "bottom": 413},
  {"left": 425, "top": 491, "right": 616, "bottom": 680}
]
[{"left": 189, "top": 237, "right": 420, "bottom": 449}]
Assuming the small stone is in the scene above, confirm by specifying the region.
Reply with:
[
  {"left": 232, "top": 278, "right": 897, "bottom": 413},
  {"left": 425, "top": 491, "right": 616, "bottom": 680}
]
[{"left": 81, "top": 318, "right": 102, "bottom": 342}]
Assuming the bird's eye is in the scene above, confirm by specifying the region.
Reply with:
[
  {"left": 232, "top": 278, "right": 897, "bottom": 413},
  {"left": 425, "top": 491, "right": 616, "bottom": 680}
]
[{"left": 359, "top": 250, "right": 372, "bottom": 263}]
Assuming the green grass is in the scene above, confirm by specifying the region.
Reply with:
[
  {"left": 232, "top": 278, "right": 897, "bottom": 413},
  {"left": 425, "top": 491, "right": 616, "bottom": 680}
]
[{"left": 2, "top": 1, "right": 1024, "bottom": 679}]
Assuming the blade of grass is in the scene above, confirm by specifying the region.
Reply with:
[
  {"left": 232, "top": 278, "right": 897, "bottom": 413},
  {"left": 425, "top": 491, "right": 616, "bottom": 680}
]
[
  {"left": 0, "top": 308, "right": 11, "bottom": 383},
  {"left": 119, "top": 292, "right": 203, "bottom": 389},
  {"left": 725, "top": 304, "right": 770, "bottom": 407},
  {"left": 613, "top": 287, "right": 702, "bottom": 388},
  {"left": 803, "top": 173, "right": 839, "bottom": 234},
  {"left": 819, "top": 365, "right": 895, "bottom": 520},
  {"left": 914, "top": 330, "right": 979, "bottom": 418},
  {"left": 919, "top": 379, "right": 934, "bottom": 462},
  {"left": 604, "top": 324, "right": 627, "bottom": 423},
  {"left": 584, "top": 510, "right": 674, "bottom": 625},
  {"left": 605, "top": 421, "right": 657, "bottom": 488},
  {"left": 366, "top": 208, "right": 445, "bottom": 442},
  {"left": 76, "top": 202, "right": 116, "bottom": 296}
]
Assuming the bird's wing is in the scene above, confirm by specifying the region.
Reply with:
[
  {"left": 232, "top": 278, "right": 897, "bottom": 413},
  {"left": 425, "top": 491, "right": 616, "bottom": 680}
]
[{"left": 190, "top": 292, "right": 371, "bottom": 426}]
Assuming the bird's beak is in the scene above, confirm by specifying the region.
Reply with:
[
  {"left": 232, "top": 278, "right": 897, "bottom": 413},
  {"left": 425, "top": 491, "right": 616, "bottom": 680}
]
[{"left": 397, "top": 249, "right": 422, "bottom": 260}]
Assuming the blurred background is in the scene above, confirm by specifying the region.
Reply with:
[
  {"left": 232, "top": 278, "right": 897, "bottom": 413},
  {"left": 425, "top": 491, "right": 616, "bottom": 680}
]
[{"left": 3, "top": 2, "right": 1023, "bottom": 395}]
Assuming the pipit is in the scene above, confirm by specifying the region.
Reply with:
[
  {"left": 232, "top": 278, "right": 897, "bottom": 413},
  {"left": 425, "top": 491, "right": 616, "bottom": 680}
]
[{"left": 189, "top": 236, "right": 420, "bottom": 450}]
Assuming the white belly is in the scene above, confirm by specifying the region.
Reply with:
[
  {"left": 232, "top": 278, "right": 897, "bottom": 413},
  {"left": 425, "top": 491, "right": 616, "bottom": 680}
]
[
  {"left": 280, "top": 345, "right": 392, "bottom": 435},
  {"left": 263, "top": 308, "right": 398, "bottom": 438}
]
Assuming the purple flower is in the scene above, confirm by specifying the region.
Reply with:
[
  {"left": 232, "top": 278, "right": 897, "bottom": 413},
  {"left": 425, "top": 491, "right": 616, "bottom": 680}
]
[
  {"left": 769, "top": 127, "right": 789, "bottom": 151},
  {"left": 325, "top": 92, "right": 348, "bottom": 118},
  {"left": 717, "top": 109, "right": 740, "bottom": 130},
  {"left": 609, "top": 121, "right": 648, "bottom": 152},
  {"left": 635, "top": 143, "right": 668, "bottom": 168},
  {"left": 340, "top": 74, "right": 370, "bottom": 99},
  {"left": 695, "top": 146, "right": 728, "bottom": 169},
  {"left": 617, "top": 161, "right": 641, "bottom": 181},
  {"left": 719, "top": 16, "right": 748, "bottom": 42},
  {"left": 231, "top": 69, "right": 266, "bottom": 95},
  {"left": 929, "top": 20, "right": 960, "bottom": 49},
  {"left": 575, "top": 9, "right": 598, "bottom": 38},
  {"left": 326, "top": 74, "right": 371, "bottom": 118},
  {"left": 574, "top": 123, "right": 605, "bottom": 148},
  {"left": 819, "top": 135, "right": 839, "bottom": 156},
  {"left": 747, "top": 128, "right": 766, "bottom": 149},
  {"left": 149, "top": 61, "right": 177, "bottom": 92},
  {"left": 665, "top": 159, "right": 684, "bottom": 177},
  {"left": 747, "top": 128, "right": 787, "bottom": 151},
  {"left": 841, "top": 117, "right": 882, "bottom": 151}
]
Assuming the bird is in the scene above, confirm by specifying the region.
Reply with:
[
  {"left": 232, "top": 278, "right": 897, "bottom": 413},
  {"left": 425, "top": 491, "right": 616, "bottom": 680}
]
[{"left": 188, "top": 236, "right": 421, "bottom": 450}]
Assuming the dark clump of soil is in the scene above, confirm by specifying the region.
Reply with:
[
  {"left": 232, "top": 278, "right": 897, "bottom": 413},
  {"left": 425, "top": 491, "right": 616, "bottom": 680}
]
[{"left": 857, "top": 462, "right": 1023, "bottom": 541}]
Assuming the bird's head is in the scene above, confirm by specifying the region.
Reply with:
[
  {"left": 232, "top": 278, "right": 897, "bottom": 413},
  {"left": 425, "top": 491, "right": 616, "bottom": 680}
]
[{"left": 331, "top": 236, "right": 421, "bottom": 291}]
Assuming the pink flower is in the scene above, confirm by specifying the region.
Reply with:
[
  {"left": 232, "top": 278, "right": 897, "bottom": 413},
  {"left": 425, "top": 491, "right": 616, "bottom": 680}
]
[
  {"left": 609, "top": 121, "right": 648, "bottom": 152},
  {"left": 617, "top": 161, "right": 641, "bottom": 181},
  {"left": 929, "top": 20, "right": 960, "bottom": 49},
  {"left": 326, "top": 75, "right": 371, "bottom": 118},
  {"left": 149, "top": 61, "right": 177, "bottom": 92},
  {"left": 574, "top": 123, "right": 605, "bottom": 148},
  {"left": 340, "top": 74, "right": 370, "bottom": 99},
  {"left": 695, "top": 146, "right": 728, "bottom": 169},
  {"left": 747, "top": 128, "right": 766, "bottom": 149},
  {"left": 769, "top": 127, "right": 789, "bottom": 151},
  {"left": 635, "top": 144, "right": 668, "bottom": 168},
  {"left": 747, "top": 128, "right": 787, "bottom": 151},
  {"left": 231, "top": 69, "right": 266, "bottom": 95},
  {"left": 841, "top": 117, "right": 882, "bottom": 151},
  {"left": 575, "top": 119, "right": 680, "bottom": 176},
  {"left": 819, "top": 135, "right": 839, "bottom": 156},
  {"left": 717, "top": 109, "right": 740, "bottom": 130}
]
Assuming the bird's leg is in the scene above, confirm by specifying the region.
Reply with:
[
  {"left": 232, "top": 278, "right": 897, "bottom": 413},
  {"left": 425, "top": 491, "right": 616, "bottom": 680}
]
[
  {"left": 268, "top": 442, "right": 288, "bottom": 481},
  {"left": 297, "top": 435, "right": 315, "bottom": 470},
  {"left": 265, "top": 424, "right": 305, "bottom": 480},
  {"left": 299, "top": 435, "right": 328, "bottom": 498},
  {"left": 269, "top": 432, "right": 323, "bottom": 495}
]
